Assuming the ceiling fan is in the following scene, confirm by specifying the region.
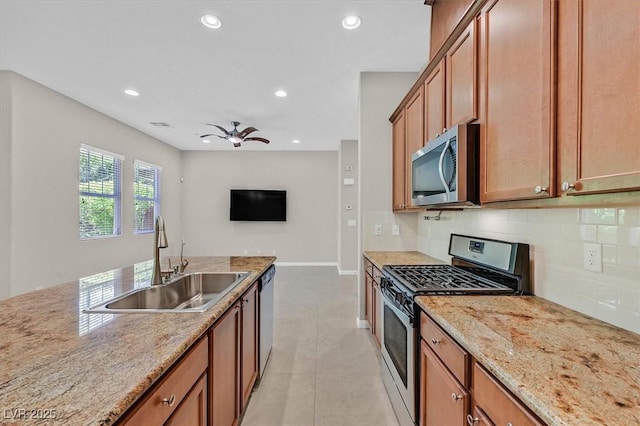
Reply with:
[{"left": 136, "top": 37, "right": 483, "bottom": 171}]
[{"left": 201, "top": 121, "right": 270, "bottom": 147}]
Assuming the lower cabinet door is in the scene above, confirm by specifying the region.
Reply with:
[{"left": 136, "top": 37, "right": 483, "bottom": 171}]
[
  {"left": 210, "top": 302, "right": 241, "bottom": 426},
  {"left": 165, "top": 374, "right": 207, "bottom": 426},
  {"left": 420, "top": 339, "right": 469, "bottom": 426},
  {"left": 241, "top": 283, "right": 259, "bottom": 411}
]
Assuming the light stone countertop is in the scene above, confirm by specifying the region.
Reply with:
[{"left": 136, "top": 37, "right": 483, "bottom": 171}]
[
  {"left": 415, "top": 295, "right": 640, "bottom": 426},
  {"left": 363, "top": 251, "right": 445, "bottom": 269},
  {"left": 0, "top": 256, "right": 275, "bottom": 425}
]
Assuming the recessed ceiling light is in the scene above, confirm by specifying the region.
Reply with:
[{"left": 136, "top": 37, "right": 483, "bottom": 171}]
[
  {"left": 124, "top": 89, "right": 139, "bottom": 97},
  {"left": 202, "top": 139, "right": 211, "bottom": 144},
  {"left": 201, "top": 15, "right": 222, "bottom": 29},
  {"left": 292, "top": 139, "right": 300, "bottom": 144},
  {"left": 275, "top": 90, "right": 287, "bottom": 98},
  {"left": 342, "top": 15, "right": 361, "bottom": 30}
]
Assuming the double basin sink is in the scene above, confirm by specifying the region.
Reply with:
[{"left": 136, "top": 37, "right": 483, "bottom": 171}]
[{"left": 85, "top": 271, "right": 249, "bottom": 313}]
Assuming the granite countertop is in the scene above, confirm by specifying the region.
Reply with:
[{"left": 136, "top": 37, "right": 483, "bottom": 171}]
[
  {"left": 0, "top": 256, "right": 275, "bottom": 425},
  {"left": 363, "top": 250, "right": 445, "bottom": 270},
  {"left": 415, "top": 296, "right": 640, "bottom": 426}
]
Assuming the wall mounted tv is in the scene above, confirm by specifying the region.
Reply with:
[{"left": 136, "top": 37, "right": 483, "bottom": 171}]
[{"left": 230, "top": 189, "right": 287, "bottom": 222}]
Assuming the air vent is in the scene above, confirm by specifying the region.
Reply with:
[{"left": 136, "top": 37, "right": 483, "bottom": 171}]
[{"left": 149, "top": 122, "right": 171, "bottom": 127}]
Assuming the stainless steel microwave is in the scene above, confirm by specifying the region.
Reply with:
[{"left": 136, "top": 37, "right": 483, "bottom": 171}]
[{"left": 411, "top": 124, "right": 479, "bottom": 207}]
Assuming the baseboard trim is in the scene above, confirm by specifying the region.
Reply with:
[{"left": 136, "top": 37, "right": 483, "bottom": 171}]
[
  {"left": 356, "top": 317, "right": 370, "bottom": 329},
  {"left": 338, "top": 269, "right": 358, "bottom": 275}
]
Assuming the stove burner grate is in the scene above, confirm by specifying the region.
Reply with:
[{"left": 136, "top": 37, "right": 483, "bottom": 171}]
[{"left": 386, "top": 265, "right": 514, "bottom": 294}]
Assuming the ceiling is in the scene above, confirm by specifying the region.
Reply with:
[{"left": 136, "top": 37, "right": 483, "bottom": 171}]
[{"left": 0, "top": 1, "right": 430, "bottom": 151}]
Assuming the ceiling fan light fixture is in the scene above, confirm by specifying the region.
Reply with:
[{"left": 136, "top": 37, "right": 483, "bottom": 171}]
[
  {"left": 201, "top": 15, "right": 222, "bottom": 29},
  {"left": 228, "top": 136, "right": 242, "bottom": 143},
  {"left": 342, "top": 15, "right": 361, "bottom": 30}
]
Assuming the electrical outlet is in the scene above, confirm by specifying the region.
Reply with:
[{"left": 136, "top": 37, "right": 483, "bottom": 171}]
[
  {"left": 583, "top": 243, "right": 602, "bottom": 273},
  {"left": 392, "top": 224, "right": 400, "bottom": 236},
  {"left": 374, "top": 224, "right": 383, "bottom": 236}
]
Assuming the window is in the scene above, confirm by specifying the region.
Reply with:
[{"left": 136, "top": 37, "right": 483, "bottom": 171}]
[
  {"left": 134, "top": 160, "right": 161, "bottom": 233},
  {"left": 79, "top": 145, "right": 123, "bottom": 239}
]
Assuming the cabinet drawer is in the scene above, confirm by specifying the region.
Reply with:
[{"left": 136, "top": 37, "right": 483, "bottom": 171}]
[
  {"left": 121, "top": 337, "right": 209, "bottom": 425},
  {"left": 473, "top": 361, "right": 544, "bottom": 426},
  {"left": 420, "top": 312, "right": 469, "bottom": 386}
]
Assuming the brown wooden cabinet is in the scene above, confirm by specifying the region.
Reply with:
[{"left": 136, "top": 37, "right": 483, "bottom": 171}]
[
  {"left": 472, "top": 361, "right": 544, "bottom": 426},
  {"left": 424, "top": 60, "right": 446, "bottom": 142},
  {"left": 446, "top": 19, "right": 478, "bottom": 129},
  {"left": 120, "top": 337, "right": 209, "bottom": 426},
  {"left": 406, "top": 86, "right": 425, "bottom": 206},
  {"left": 479, "top": 0, "right": 556, "bottom": 203},
  {"left": 420, "top": 339, "right": 469, "bottom": 426},
  {"left": 240, "top": 283, "right": 258, "bottom": 410},
  {"left": 363, "top": 257, "right": 381, "bottom": 348},
  {"left": 419, "top": 311, "right": 544, "bottom": 426},
  {"left": 209, "top": 281, "right": 259, "bottom": 426},
  {"left": 392, "top": 110, "right": 407, "bottom": 211},
  {"left": 419, "top": 312, "right": 470, "bottom": 426},
  {"left": 557, "top": 0, "right": 640, "bottom": 196}
]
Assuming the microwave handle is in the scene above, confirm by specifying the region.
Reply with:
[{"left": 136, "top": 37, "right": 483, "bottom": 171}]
[{"left": 438, "top": 138, "right": 452, "bottom": 202}]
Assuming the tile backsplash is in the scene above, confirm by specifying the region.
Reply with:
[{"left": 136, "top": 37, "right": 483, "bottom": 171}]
[{"left": 416, "top": 206, "right": 640, "bottom": 334}]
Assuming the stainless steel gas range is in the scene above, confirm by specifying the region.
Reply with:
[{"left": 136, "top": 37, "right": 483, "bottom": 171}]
[{"left": 378, "top": 234, "right": 531, "bottom": 426}]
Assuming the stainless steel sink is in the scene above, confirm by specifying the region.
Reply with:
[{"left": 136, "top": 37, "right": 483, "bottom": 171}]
[{"left": 84, "top": 272, "right": 249, "bottom": 313}]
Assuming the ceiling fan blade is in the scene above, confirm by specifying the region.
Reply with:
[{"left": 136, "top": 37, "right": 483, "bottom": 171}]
[
  {"left": 200, "top": 133, "right": 215, "bottom": 138},
  {"left": 244, "top": 137, "right": 270, "bottom": 144},
  {"left": 206, "top": 124, "right": 230, "bottom": 136},
  {"left": 238, "top": 126, "right": 258, "bottom": 139}
]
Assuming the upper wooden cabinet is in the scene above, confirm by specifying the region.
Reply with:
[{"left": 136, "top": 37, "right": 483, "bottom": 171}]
[
  {"left": 446, "top": 19, "right": 478, "bottom": 129},
  {"left": 424, "top": 60, "right": 446, "bottom": 142},
  {"left": 406, "top": 86, "right": 425, "bottom": 204},
  {"left": 557, "top": 0, "right": 640, "bottom": 196},
  {"left": 392, "top": 111, "right": 407, "bottom": 211},
  {"left": 479, "top": 0, "right": 556, "bottom": 203}
]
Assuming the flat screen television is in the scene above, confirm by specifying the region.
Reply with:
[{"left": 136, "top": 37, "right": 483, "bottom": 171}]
[{"left": 230, "top": 189, "right": 287, "bottom": 221}]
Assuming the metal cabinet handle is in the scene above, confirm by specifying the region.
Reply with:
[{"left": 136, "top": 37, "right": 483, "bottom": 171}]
[
  {"left": 161, "top": 394, "right": 176, "bottom": 407},
  {"left": 534, "top": 185, "right": 548, "bottom": 194},
  {"left": 561, "top": 181, "right": 578, "bottom": 192},
  {"left": 467, "top": 414, "right": 479, "bottom": 425},
  {"left": 431, "top": 337, "right": 440, "bottom": 345},
  {"left": 451, "top": 393, "right": 463, "bottom": 401},
  {"left": 507, "top": 423, "right": 513, "bottom": 426}
]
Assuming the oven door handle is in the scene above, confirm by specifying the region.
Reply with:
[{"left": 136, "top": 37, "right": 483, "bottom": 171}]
[{"left": 381, "top": 290, "right": 414, "bottom": 327}]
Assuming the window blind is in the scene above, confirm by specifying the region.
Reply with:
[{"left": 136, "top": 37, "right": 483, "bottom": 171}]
[
  {"left": 79, "top": 145, "right": 123, "bottom": 239},
  {"left": 134, "top": 160, "right": 161, "bottom": 233}
]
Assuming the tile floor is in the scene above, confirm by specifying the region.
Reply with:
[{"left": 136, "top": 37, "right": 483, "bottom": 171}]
[{"left": 241, "top": 266, "right": 400, "bottom": 426}]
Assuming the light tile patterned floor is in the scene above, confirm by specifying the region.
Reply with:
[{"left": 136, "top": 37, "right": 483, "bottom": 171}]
[{"left": 241, "top": 266, "right": 400, "bottom": 426}]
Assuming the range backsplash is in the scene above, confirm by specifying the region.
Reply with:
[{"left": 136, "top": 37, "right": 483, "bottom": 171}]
[{"left": 416, "top": 206, "right": 640, "bottom": 334}]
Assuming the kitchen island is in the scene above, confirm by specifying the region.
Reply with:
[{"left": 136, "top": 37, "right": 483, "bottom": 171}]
[{"left": 0, "top": 256, "right": 275, "bottom": 425}]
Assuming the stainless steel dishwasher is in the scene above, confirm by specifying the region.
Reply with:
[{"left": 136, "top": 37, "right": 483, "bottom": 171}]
[{"left": 259, "top": 265, "right": 275, "bottom": 378}]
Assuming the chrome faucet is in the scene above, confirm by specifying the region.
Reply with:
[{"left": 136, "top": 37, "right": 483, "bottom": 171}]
[
  {"left": 151, "top": 216, "right": 169, "bottom": 285},
  {"left": 179, "top": 238, "right": 189, "bottom": 273}
]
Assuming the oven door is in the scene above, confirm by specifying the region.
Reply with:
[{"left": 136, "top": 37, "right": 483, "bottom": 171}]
[{"left": 380, "top": 290, "right": 416, "bottom": 424}]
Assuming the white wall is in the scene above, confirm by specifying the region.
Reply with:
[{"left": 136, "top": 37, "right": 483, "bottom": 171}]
[
  {"left": 0, "top": 71, "right": 183, "bottom": 297},
  {"left": 359, "top": 72, "right": 420, "bottom": 253},
  {"left": 180, "top": 151, "right": 338, "bottom": 263},
  {"left": 0, "top": 72, "right": 12, "bottom": 299},
  {"left": 418, "top": 206, "right": 640, "bottom": 334},
  {"left": 338, "top": 139, "right": 358, "bottom": 273}
]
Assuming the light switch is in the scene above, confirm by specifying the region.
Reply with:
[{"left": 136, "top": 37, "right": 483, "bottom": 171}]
[
  {"left": 343, "top": 178, "right": 355, "bottom": 185},
  {"left": 348, "top": 220, "right": 357, "bottom": 227}
]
